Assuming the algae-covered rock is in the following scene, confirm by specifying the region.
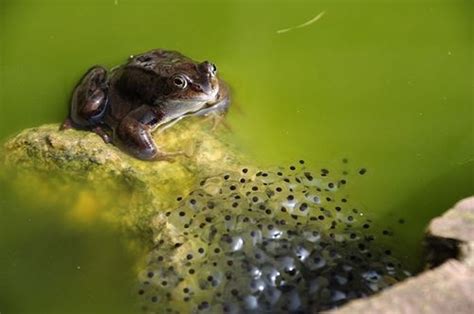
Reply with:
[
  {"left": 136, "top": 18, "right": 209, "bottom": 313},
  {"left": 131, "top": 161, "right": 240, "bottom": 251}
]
[{"left": 2, "top": 119, "right": 244, "bottom": 235}]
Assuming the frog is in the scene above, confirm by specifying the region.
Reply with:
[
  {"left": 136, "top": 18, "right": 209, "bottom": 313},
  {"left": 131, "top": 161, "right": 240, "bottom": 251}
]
[{"left": 60, "top": 49, "right": 230, "bottom": 161}]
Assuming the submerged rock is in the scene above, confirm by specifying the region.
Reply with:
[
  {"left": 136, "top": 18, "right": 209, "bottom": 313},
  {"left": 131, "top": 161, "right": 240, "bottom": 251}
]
[{"left": 2, "top": 121, "right": 411, "bottom": 313}]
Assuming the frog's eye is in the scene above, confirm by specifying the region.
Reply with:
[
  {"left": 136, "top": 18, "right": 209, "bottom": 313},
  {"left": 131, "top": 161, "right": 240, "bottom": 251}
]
[
  {"left": 173, "top": 75, "right": 188, "bottom": 89},
  {"left": 210, "top": 63, "right": 217, "bottom": 76}
]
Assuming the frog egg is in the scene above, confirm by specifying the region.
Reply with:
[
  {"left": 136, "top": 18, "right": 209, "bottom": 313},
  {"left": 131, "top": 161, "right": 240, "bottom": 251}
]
[
  {"left": 219, "top": 234, "right": 244, "bottom": 253},
  {"left": 302, "top": 229, "right": 322, "bottom": 243},
  {"left": 259, "top": 223, "right": 284, "bottom": 240},
  {"left": 254, "top": 170, "right": 281, "bottom": 185},
  {"left": 305, "top": 252, "right": 327, "bottom": 271},
  {"left": 247, "top": 277, "right": 265, "bottom": 293},
  {"left": 260, "top": 265, "right": 281, "bottom": 287}
]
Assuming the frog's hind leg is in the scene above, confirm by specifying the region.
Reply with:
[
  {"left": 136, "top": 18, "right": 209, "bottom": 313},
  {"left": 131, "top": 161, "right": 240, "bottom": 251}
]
[{"left": 64, "top": 66, "right": 109, "bottom": 130}]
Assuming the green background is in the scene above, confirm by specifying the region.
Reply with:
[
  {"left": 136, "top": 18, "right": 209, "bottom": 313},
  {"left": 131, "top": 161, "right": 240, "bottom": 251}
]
[{"left": 0, "top": 0, "right": 472, "bottom": 313}]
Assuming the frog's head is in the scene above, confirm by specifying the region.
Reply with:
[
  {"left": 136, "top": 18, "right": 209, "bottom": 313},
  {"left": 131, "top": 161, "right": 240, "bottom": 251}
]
[
  {"left": 127, "top": 49, "right": 226, "bottom": 120},
  {"left": 164, "top": 59, "right": 220, "bottom": 105},
  {"left": 132, "top": 50, "right": 220, "bottom": 109}
]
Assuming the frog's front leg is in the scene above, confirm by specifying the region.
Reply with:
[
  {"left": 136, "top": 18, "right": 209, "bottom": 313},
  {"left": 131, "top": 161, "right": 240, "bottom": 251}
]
[{"left": 115, "top": 105, "right": 183, "bottom": 161}]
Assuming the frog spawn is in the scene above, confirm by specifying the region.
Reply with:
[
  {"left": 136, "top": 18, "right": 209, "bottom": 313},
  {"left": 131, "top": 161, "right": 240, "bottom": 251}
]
[{"left": 137, "top": 162, "right": 409, "bottom": 313}]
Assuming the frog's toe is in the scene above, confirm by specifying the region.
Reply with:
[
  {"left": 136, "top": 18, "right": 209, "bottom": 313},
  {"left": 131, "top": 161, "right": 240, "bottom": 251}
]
[{"left": 59, "top": 118, "right": 73, "bottom": 131}]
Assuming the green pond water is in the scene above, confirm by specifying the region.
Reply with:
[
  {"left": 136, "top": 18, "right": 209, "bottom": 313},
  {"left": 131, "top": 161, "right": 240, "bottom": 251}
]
[{"left": 0, "top": 0, "right": 472, "bottom": 313}]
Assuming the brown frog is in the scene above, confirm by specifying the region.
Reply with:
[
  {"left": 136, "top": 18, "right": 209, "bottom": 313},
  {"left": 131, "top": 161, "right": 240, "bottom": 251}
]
[{"left": 61, "top": 49, "right": 230, "bottom": 160}]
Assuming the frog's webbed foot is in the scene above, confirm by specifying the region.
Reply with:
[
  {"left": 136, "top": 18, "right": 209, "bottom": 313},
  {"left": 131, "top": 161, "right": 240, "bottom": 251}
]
[
  {"left": 92, "top": 125, "right": 113, "bottom": 144},
  {"left": 59, "top": 117, "right": 73, "bottom": 131}
]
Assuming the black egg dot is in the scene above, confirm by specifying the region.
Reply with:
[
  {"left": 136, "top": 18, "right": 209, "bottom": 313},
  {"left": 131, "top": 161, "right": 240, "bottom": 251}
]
[
  {"left": 335, "top": 206, "right": 341, "bottom": 211},
  {"left": 179, "top": 211, "right": 186, "bottom": 216},
  {"left": 225, "top": 215, "right": 231, "bottom": 221},
  {"left": 161, "top": 281, "right": 167, "bottom": 286},
  {"left": 252, "top": 196, "right": 259, "bottom": 202},
  {"left": 176, "top": 196, "right": 183, "bottom": 201},
  {"left": 277, "top": 172, "right": 283, "bottom": 176},
  {"left": 328, "top": 182, "right": 335, "bottom": 188},
  {"left": 276, "top": 187, "right": 282, "bottom": 192},
  {"left": 230, "top": 185, "right": 236, "bottom": 190},
  {"left": 363, "top": 223, "right": 370, "bottom": 229},
  {"left": 205, "top": 217, "right": 213, "bottom": 223},
  {"left": 359, "top": 168, "right": 367, "bottom": 175},
  {"left": 265, "top": 209, "right": 272, "bottom": 215},
  {"left": 318, "top": 215, "right": 325, "bottom": 220},
  {"left": 214, "top": 248, "right": 221, "bottom": 254},
  {"left": 186, "top": 254, "right": 193, "bottom": 260},
  {"left": 198, "top": 248, "right": 205, "bottom": 254},
  {"left": 299, "top": 203, "right": 308, "bottom": 211},
  {"left": 348, "top": 216, "right": 354, "bottom": 221},
  {"left": 138, "top": 289, "right": 144, "bottom": 295},
  {"left": 189, "top": 269, "right": 195, "bottom": 274},
  {"left": 224, "top": 175, "right": 230, "bottom": 180},
  {"left": 207, "top": 276, "right": 213, "bottom": 282},
  {"left": 232, "top": 202, "right": 239, "bottom": 208},
  {"left": 341, "top": 198, "right": 347, "bottom": 203},
  {"left": 299, "top": 159, "right": 305, "bottom": 164},
  {"left": 350, "top": 233, "right": 357, "bottom": 239},
  {"left": 280, "top": 207, "right": 287, "bottom": 212},
  {"left": 157, "top": 256, "right": 164, "bottom": 262},
  {"left": 287, "top": 195, "right": 294, "bottom": 201},
  {"left": 240, "top": 178, "right": 245, "bottom": 183},
  {"left": 147, "top": 272, "right": 154, "bottom": 278},
  {"left": 252, "top": 186, "right": 258, "bottom": 191},
  {"left": 290, "top": 166, "right": 296, "bottom": 171},
  {"left": 242, "top": 168, "right": 248, "bottom": 173}
]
